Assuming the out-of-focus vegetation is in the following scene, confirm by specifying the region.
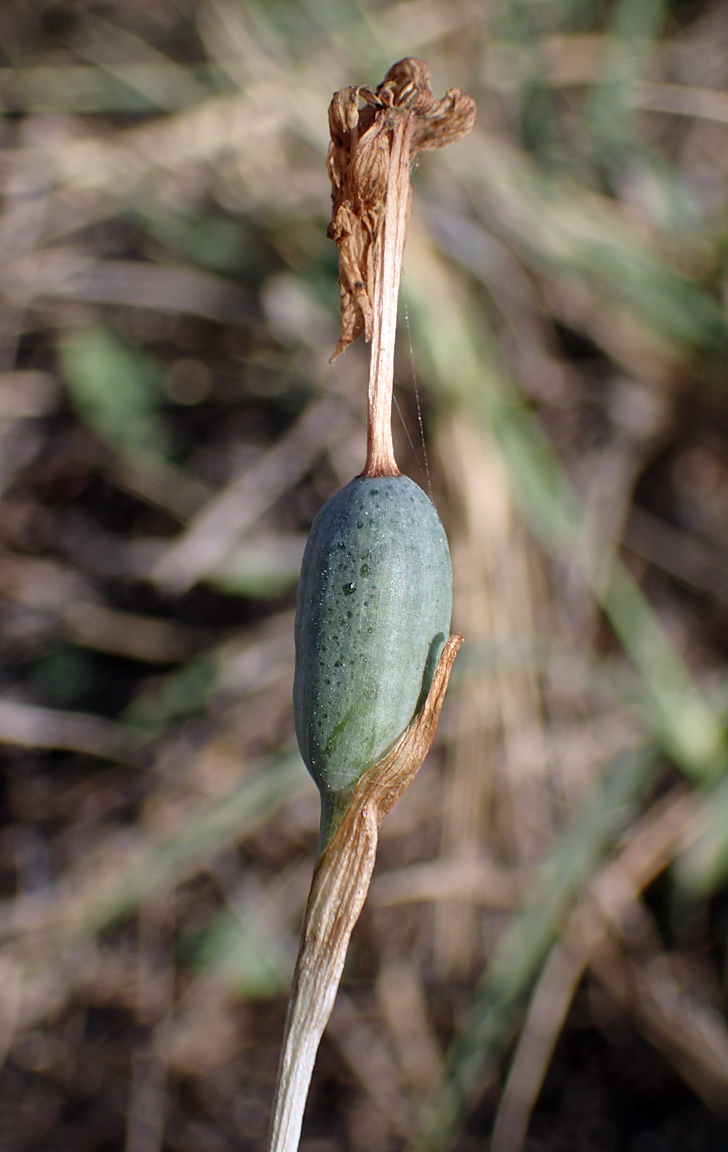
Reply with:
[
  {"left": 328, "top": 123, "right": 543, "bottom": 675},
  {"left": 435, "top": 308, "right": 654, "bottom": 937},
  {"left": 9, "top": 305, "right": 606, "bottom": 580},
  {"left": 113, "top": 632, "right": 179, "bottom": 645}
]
[{"left": 1, "top": 1, "right": 728, "bottom": 1150}]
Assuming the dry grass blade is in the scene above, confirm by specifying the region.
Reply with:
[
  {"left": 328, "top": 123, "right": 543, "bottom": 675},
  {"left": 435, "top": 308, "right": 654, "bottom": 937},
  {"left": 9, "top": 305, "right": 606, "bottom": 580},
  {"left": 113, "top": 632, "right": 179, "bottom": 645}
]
[
  {"left": 624, "top": 506, "right": 728, "bottom": 605},
  {"left": 0, "top": 371, "right": 58, "bottom": 419},
  {"left": 376, "top": 957, "right": 443, "bottom": 1097},
  {"left": 153, "top": 392, "right": 352, "bottom": 593},
  {"left": 633, "top": 80, "right": 728, "bottom": 124},
  {"left": 371, "top": 857, "right": 525, "bottom": 909},
  {"left": 327, "top": 990, "right": 416, "bottom": 1139},
  {"left": 491, "top": 789, "right": 701, "bottom": 1152},
  {"left": 588, "top": 914, "right": 728, "bottom": 1112},
  {"left": 416, "top": 743, "right": 658, "bottom": 1152},
  {"left": 0, "top": 251, "right": 251, "bottom": 322},
  {"left": 0, "top": 698, "right": 141, "bottom": 764},
  {"left": 267, "top": 635, "right": 461, "bottom": 1152}
]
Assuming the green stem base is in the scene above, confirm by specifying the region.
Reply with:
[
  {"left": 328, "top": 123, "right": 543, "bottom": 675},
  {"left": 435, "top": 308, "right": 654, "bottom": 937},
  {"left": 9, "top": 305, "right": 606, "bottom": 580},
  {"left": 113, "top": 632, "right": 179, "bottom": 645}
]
[{"left": 317, "top": 787, "right": 355, "bottom": 856}]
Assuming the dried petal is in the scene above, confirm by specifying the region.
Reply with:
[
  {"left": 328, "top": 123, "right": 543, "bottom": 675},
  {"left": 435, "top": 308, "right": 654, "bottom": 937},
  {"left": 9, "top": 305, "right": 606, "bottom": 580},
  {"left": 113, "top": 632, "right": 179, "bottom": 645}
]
[{"left": 327, "top": 57, "right": 475, "bottom": 359}]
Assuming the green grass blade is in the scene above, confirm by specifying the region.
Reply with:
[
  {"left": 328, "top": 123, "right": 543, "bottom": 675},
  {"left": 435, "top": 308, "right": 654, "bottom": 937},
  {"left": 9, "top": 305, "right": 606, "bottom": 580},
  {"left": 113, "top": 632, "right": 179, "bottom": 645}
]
[
  {"left": 587, "top": 0, "right": 669, "bottom": 168},
  {"left": 442, "top": 143, "right": 728, "bottom": 356},
  {"left": 59, "top": 323, "right": 168, "bottom": 460}
]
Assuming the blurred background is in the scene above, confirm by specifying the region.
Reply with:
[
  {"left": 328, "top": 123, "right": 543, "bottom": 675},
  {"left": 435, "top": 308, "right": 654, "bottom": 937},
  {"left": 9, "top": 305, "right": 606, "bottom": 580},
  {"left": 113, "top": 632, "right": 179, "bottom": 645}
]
[{"left": 1, "top": 1, "right": 728, "bottom": 1149}]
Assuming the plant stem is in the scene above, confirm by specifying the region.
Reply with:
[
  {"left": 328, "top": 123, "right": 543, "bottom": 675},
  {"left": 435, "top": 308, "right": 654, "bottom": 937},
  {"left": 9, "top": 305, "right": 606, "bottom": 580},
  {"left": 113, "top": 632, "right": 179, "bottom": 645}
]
[
  {"left": 267, "top": 637, "right": 462, "bottom": 1152},
  {"left": 361, "top": 110, "right": 413, "bottom": 479}
]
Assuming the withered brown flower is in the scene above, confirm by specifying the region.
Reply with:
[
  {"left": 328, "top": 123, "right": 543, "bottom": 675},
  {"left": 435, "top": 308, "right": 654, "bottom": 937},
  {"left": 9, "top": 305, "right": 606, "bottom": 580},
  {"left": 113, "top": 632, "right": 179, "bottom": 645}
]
[{"left": 327, "top": 56, "right": 476, "bottom": 360}]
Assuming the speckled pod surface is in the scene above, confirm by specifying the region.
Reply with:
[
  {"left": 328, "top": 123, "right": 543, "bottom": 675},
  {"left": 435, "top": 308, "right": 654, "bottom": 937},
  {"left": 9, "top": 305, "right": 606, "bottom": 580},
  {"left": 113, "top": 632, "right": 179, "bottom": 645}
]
[{"left": 293, "top": 475, "right": 452, "bottom": 796}]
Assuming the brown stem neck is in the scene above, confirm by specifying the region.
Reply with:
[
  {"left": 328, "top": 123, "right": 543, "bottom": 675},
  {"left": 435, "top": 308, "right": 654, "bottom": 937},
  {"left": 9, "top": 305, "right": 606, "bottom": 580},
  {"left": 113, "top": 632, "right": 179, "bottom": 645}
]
[{"left": 360, "top": 112, "right": 414, "bottom": 479}]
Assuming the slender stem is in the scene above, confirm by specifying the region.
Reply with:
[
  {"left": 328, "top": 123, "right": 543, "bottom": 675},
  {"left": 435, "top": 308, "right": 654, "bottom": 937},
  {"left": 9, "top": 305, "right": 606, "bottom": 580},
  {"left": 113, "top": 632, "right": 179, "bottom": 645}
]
[
  {"left": 361, "top": 111, "right": 414, "bottom": 479},
  {"left": 267, "top": 637, "right": 462, "bottom": 1152}
]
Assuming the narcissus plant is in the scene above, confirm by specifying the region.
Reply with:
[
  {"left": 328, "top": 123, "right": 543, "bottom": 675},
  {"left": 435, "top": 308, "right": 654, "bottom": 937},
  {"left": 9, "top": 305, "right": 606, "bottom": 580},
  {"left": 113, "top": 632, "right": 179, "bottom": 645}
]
[{"left": 269, "top": 57, "right": 475, "bottom": 1152}]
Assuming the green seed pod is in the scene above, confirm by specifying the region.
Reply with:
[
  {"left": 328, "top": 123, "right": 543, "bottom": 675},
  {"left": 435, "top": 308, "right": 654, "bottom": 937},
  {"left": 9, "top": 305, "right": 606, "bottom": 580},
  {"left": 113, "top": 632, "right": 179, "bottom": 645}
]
[{"left": 293, "top": 474, "right": 452, "bottom": 825}]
